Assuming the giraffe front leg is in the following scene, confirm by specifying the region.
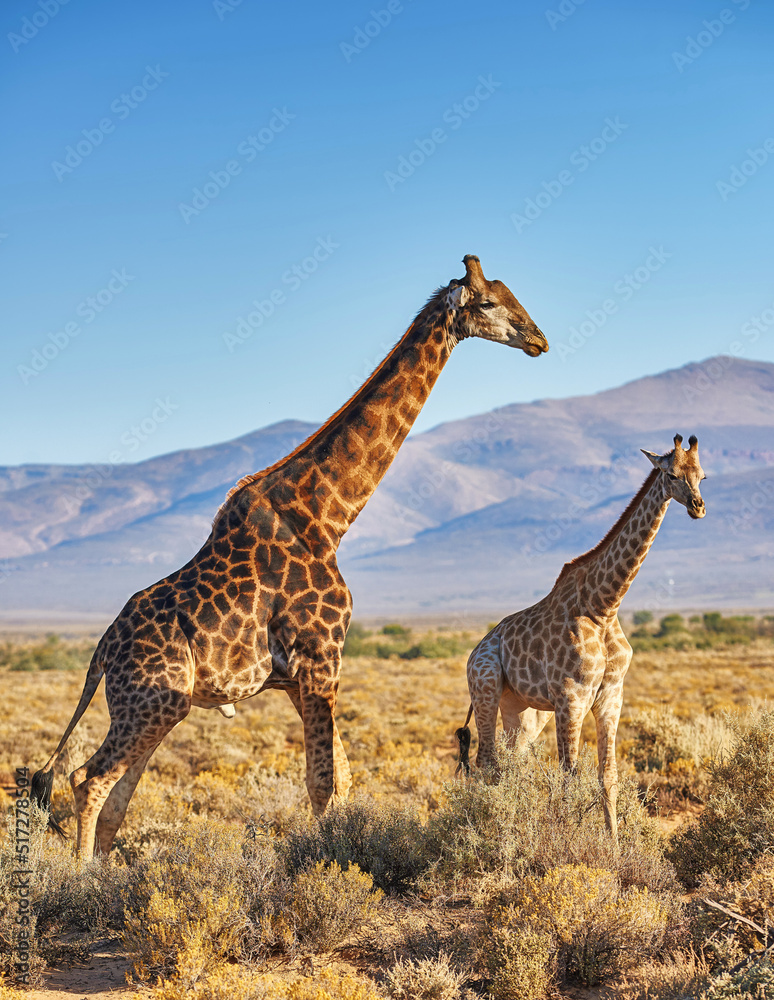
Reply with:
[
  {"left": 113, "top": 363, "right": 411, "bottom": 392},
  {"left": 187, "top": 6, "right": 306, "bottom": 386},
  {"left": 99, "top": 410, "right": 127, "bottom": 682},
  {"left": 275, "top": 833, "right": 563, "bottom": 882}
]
[
  {"left": 285, "top": 685, "right": 352, "bottom": 803},
  {"left": 467, "top": 646, "right": 503, "bottom": 773},
  {"left": 297, "top": 664, "right": 347, "bottom": 816},
  {"left": 592, "top": 692, "right": 623, "bottom": 845}
]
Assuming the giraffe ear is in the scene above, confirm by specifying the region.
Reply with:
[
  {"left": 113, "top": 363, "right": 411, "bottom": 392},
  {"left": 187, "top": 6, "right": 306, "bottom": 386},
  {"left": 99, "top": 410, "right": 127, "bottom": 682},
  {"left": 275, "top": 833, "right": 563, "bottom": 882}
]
[
  {"left": 448, "top": 284, "right": 470, "bottom": 309},
  {"left": 641, "top": 449, "right": 669, "bottom": 470}
]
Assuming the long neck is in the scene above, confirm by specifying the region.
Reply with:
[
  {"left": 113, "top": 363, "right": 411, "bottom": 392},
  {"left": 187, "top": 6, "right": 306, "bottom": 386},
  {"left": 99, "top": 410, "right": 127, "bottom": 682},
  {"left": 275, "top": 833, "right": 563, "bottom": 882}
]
[
  {"left": 257, "top": 294, "right": 457, "bottom": 542},
  {"left": 574, "top": 470, "right": 670, "bottom": 615}
]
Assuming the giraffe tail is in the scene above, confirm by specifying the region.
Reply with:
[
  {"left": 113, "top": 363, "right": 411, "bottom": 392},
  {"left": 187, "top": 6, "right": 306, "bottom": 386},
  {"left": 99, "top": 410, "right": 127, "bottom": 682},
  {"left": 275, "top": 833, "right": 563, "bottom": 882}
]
[
  {"left": 30, "top": 649, "right": 106, "bottom": 838},
  {"left": 454, "top": 704, "right": 474, "bottom": 777}
]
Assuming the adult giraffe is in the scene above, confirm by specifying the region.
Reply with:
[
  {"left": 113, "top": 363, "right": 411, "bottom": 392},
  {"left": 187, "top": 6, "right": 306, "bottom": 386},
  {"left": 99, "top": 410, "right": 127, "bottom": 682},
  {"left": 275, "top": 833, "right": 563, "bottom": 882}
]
[
  {"left": 32, "top": 255, "right": 548, "bottom": 858},
  {"left": 462, "top": 435, "right": 706, "bottom": 843}
]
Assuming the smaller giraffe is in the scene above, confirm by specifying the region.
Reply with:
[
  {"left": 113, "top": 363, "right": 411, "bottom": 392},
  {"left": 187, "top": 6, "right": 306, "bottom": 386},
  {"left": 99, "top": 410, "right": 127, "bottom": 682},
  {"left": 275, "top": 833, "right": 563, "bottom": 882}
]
[{"left": 463, "top": 434, "right": 706, "bottom": 841}]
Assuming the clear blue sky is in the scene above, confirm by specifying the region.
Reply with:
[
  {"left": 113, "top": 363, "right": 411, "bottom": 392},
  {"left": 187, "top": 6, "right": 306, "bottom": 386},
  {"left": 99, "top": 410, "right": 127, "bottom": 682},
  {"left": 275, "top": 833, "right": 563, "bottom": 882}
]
[{"left": 2, "top": 0, "right": 773, "bottom": 466}]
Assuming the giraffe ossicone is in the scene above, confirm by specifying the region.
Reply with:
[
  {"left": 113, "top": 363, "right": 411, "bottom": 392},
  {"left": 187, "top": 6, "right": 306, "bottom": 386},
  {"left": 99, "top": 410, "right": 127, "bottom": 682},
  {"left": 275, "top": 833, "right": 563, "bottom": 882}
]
[
  {"left": 463, "top": 434, "right": 706, "bottom": 844},
  {"left": 31, "top": 255, "right": 547, "bottom": 859}
]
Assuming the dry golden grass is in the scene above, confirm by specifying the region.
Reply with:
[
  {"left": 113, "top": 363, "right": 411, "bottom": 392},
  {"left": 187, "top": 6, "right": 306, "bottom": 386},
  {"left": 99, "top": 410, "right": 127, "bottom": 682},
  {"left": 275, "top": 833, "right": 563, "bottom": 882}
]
[{"left": 3, "top": 624, "right": 774, "bottom": 1000}]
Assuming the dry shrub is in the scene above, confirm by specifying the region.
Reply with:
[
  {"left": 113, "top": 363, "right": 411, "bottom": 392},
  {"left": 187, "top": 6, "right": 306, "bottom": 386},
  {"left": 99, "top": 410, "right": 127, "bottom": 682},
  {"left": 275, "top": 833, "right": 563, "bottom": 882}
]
[
  {"left": 282, "top": 795, "right": 430, "bottom": 893},
  {"left": 700, "top": 956, "right": 774, "bottom": 999},
  {"left": 122, "top": 819, "right": 276, "bottom": 987},
  {"left": 267, "top": 968, "right": 384, "bottom": 1000},
  {"left": 147, "top": 962, "right": 270, "bottom": 1000},
  {"left": 281, "top": 860, "right": 382, "bottom": 952},
  {"left": 425, "top": 741, "right": 673, "bottom": 894},
  {"left": 668, "top": 710, "right": 774, "bottom": 887},
  {"left": 0, "top": 805, "right": 48, "bottom": 985},
  {"left": 480, "top": 924, "right": 553, "bottom": 1000},
  {"left": 385, "top": 952, "right": 466, "bottom": 1000},
  {"left": 625, "top": 707, "right": 733, "bottom": 809},
  {"left": 507, "top": 864, "right": 671, "bottom": 985},
  {"left": 617, "top": 951, "right": 712, "bottom": 999}
]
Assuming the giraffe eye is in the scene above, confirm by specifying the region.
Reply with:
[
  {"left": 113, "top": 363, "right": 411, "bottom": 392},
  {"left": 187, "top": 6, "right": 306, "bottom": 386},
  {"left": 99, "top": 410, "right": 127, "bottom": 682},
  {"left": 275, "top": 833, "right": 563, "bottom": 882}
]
[
  {"left": 480, "top": 301, "right": 496, "bottom": 310},
  {"left": 667, "top": 473, "right": 679, "bottom": 481}
]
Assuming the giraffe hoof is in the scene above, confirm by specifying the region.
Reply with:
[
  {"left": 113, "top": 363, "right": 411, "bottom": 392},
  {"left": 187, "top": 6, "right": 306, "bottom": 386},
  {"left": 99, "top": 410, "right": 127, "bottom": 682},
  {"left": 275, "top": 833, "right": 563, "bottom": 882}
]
[{"left": 217, "top": 704, "right": 236, "bottom": 718}]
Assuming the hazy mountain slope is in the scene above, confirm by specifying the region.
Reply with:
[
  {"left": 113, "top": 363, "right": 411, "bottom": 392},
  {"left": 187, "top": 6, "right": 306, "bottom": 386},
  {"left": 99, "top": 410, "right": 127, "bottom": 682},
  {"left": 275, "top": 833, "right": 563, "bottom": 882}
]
[{"left": 0, "top": 357, "right": 772, "bottom": 619}]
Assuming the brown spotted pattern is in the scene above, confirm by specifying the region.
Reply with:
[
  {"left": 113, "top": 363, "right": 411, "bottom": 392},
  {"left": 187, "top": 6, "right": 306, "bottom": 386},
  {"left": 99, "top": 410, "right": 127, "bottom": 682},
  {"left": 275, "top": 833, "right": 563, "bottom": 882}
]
[
  {"left": 33, "top": 255, "right": 548, "bottom": 858},
  {"left": 467, "top": 435, "right": 706, "bottom": 842}
]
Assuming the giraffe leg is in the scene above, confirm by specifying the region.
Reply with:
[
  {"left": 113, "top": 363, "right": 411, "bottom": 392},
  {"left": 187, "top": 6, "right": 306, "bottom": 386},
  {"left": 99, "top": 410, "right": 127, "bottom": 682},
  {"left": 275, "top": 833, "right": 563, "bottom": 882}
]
[
  {"left": 500, "top": 695, "right": 552, "bottom": 751},
  {"left": 285, "top": 685, "right": 351, "bottom": 802},
  {"left": 294, "top": 663, "right": 347, "bottom": 816},
  {"left": 554, "top": 690, "right": 590, "bottom": 772},
  {"left": 468, "top": 649, "right": 503, "bottom": 772},
  {"left": 592, "top": 693, "right": 623, "bottom": 844},
  {"left": 94, "top": 746, "right": 155, "bottom": 855},
  {"left": 70, "top": 698, "right": 189, "bottom": 860}
]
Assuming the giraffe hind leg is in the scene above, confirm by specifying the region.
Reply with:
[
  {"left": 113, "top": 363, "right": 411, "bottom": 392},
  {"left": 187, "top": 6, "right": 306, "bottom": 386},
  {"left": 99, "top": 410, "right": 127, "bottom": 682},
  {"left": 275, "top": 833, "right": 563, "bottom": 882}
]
[
  {"left": 94, "top": 745, "right": 156, "bottom": 856},
  {"left": 71, "top": 700, "right": 189, "bottom": 859}
]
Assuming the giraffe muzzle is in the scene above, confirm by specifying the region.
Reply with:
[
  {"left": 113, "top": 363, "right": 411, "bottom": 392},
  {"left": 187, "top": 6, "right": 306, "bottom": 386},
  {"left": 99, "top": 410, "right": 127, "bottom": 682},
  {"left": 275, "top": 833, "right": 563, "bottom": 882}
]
[{"left": 687, "top": 500, "right": 706, "bottom": 519}]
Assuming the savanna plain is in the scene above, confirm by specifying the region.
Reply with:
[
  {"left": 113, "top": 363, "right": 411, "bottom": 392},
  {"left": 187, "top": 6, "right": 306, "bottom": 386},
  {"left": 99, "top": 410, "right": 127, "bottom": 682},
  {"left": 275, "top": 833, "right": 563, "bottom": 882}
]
[{"left": 3, "top": 612, "right": 774, "bottom": 1000}]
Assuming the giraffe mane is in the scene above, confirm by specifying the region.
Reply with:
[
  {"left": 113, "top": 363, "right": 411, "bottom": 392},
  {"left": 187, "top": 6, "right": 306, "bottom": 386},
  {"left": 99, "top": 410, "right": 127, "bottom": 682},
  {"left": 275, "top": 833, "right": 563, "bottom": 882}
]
[
  {"left": 555, "top": 467, "right": 661, "bottom": 583},
  {"left": 214, "top": 285, "right": 452, "bottom": 522}
]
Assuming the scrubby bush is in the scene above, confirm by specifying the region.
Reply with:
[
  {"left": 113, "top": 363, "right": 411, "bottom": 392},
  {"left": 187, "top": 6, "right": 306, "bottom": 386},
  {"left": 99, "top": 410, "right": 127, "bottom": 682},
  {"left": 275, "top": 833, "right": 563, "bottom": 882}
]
[
  {"left": 425, "top": 741, "right": 673, "bottom": 894},
  {"left": 122, "top": 821, "right": 264, "bottom": 987},
  {"left": 668, "top": 709, "right": 774, "bottom": 886},
  {"left": 2, "top": 634, "right": 91, "bottom": 672},
  {"left": 628, "top": 612, "right": 767, "bottom": 653},
  {"left": 385, "top": 952, "right": 466, "bottom": 1000},
  {"left": 502, "top": 864, "right": 671, "bottom": 986},
  {"left": 282, "top": 795, "right": 431, "bottom": 893},
  {"left": 282, "top": 860, "right": 382, "bottom": 952},
  {"left": 343, "top": 622, "right": 373, "bottom": 657},
  {"left": 480, "top": 924, "right": 552, "bottom": 1000},
  {"left": 625, "top": 707, "right": 733, "bottom": 809}
]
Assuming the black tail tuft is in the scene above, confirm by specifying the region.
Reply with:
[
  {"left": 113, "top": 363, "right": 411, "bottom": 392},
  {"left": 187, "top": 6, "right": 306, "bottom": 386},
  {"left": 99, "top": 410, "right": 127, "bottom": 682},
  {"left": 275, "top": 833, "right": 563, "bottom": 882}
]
[
  {"left": 455, "top": 726, "right": 471, "bottom": 777},
  {"left": 30, "top": 769, "right": 68, "bottom": 839}
]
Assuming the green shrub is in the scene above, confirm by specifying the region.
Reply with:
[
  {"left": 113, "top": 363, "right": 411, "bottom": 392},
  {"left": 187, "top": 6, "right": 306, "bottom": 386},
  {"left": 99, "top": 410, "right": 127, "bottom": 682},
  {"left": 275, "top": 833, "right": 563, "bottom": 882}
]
[
  {"left": 281, "top": 795, "right": 430, "bottom": 893},
  {"left": 342, "top": 622, "right": 372, "bottom": 657},
  {"left": 382, "top": 624, "right": 411, "bottom": 637},
  {"left": 633, "top": 611, "right": 653, "bottom": 626},
  {"left": 3, "top": 635, "right": 91, "bottom": 672},
  {"left": 668, "top": 709, "right": 774, "bottom": 886}
]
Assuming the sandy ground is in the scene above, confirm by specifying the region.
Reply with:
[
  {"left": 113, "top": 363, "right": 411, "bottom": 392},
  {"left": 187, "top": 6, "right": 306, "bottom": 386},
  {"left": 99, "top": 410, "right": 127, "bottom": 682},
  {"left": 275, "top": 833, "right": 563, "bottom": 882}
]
[{"left": 25, "top": 942, "right": 135, "bottom": 999}]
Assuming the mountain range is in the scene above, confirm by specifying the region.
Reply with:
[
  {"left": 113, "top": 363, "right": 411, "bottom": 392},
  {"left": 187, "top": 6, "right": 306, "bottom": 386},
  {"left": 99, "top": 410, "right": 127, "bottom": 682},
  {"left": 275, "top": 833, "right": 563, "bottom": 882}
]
[{"left": 1, "top": 356, "right": 772, "bottom": 625}]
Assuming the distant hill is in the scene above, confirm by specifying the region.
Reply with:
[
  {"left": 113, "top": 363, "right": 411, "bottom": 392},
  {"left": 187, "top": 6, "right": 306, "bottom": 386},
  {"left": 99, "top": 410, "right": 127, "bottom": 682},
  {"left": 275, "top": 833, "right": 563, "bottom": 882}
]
[{"left": 1, "top": 356, "right": 773, "bottom": 622}]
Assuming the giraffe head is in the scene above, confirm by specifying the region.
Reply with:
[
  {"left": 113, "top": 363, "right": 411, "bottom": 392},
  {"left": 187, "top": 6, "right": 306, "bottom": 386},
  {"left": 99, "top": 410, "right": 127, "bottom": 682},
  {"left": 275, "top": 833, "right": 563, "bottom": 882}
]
[
  {"left": 642, "top": 434, "right": 706, "bottom": 519},
  {"left": 446, "top": 255, "right": 549, "bottom": 357}
]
